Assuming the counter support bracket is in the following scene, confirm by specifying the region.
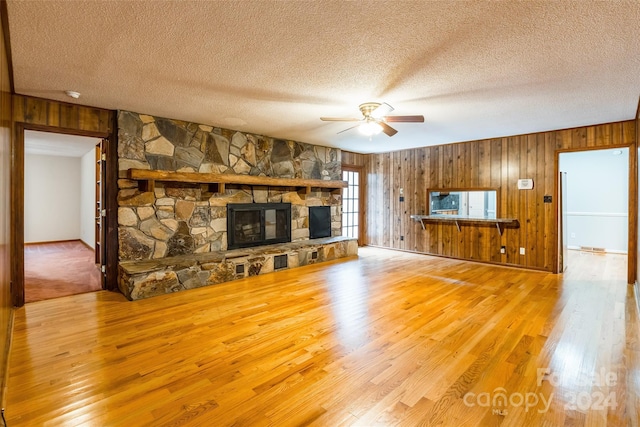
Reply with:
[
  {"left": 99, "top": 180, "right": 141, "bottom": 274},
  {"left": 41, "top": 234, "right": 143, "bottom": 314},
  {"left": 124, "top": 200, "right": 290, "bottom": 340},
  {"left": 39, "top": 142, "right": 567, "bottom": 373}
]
[{"left": 410, "top": 215, "right": 518, "bottom": 235}]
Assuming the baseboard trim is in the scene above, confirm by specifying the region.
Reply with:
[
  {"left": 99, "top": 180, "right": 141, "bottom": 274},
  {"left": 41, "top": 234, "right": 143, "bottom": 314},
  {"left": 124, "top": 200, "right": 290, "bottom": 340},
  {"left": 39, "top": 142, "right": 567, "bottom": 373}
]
[
  {"left": 362, "top": 244, "right": 549, "bottom": 273},
  {"left": 79, "top": 239, "right": 95, "bottom": 251},
  {"left": 635, "top": 281, "right": 640, "bottom": 318},
  {"left": 24, "top": 239, "right": 95, "bottom": 251},
  {"left": 567, "top": 245, "right": 627, "bottom": 254},
  {"left": 24, "top": 239, "right": 81, "bottom": 246},
  {"left": 1, "top": 308, "right": 15, "bottom": 409}
]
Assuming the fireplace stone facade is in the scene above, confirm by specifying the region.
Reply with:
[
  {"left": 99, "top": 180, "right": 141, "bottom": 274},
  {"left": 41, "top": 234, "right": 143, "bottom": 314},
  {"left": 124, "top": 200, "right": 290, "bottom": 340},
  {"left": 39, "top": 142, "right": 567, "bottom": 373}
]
[{"left": 116, "top": 111, "right": 353, "bottom": 299}]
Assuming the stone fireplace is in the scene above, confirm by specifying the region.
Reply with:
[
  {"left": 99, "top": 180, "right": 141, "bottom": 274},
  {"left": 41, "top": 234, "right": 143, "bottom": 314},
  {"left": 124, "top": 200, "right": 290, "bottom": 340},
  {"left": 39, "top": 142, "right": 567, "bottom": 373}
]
[
  {"left": 116, "top": 111, "right": 357, "bottom": 300},
  {"left": 227, "top": 203, "right": 291, "bottom": 249}
]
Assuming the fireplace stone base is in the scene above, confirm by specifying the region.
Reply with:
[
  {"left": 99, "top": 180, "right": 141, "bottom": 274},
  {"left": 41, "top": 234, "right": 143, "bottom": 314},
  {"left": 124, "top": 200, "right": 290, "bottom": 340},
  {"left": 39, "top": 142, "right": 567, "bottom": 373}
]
[{"left": 118, "top": 236, "right": 358, "bottom": 300}]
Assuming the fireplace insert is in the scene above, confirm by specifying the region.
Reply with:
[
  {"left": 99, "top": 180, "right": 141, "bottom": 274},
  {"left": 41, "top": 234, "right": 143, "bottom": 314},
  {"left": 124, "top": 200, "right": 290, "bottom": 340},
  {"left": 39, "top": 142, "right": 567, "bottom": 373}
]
[
  {"left": 227, "top": 203, "right": 291, "bottom": 249},
  {"left": 309, "top": 206, "right": 331, "bottom": 239}
]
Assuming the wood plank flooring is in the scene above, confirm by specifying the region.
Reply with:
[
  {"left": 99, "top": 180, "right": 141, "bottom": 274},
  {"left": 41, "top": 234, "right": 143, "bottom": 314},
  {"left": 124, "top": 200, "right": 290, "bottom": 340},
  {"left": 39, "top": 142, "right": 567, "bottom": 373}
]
[
  {"left": 24, "top": 240, "right": 102, "bottom": 303},
  {"left": 5, "top": 248, "right": 639, "bottom": 426}
]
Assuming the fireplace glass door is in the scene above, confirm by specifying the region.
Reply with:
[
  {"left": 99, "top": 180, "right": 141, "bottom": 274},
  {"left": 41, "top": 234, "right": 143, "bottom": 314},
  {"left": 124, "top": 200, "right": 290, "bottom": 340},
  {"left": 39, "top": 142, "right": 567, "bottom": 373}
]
[
  {"left": 234, "top": 210, "right": 261, "bottom": 245},
  {"left": 228, "top": 203, "right": 291, "bottom": 249}
]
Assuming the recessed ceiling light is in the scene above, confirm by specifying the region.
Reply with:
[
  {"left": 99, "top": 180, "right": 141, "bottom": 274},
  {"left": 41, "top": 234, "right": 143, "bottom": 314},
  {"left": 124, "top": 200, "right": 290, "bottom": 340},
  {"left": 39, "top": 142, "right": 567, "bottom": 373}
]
[
  {"left": 612, "top": 150, "right": 622, "bottom": 155},
  {"left": 64, "top": 90, "right": 81, "bottom": 99}
]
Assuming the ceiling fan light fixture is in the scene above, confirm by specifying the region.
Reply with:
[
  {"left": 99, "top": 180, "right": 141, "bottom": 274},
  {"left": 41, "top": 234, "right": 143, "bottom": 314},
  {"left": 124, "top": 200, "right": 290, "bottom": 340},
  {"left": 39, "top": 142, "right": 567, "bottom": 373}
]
[
  {"left": 321, "top": 101, "right": 422, "bottom": 137},
  {"left": 359, "top": 121, "right": 383, "bottom": 136}
]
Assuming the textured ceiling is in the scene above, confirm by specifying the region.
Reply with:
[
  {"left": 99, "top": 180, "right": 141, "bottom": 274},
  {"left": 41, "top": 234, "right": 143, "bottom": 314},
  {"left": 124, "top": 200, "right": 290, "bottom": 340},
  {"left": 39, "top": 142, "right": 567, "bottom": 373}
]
[{"left": 6, "top": 1, "right": 640, "bottom": 154}]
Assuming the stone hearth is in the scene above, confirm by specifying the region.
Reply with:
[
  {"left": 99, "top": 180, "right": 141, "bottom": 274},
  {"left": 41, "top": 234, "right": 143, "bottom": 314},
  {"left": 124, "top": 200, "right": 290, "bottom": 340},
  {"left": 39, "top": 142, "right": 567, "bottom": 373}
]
[{"left": 118, "top": 236, "right": 357, "bottom": 300}]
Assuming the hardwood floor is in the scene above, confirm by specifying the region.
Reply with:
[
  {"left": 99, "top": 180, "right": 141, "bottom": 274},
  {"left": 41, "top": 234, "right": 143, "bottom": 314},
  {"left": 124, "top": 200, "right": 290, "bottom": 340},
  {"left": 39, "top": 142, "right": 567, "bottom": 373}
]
[
  {"left": 5, "top": 248, "right": 639, "bottom": 426},
  {"left": 24, "top": 240, "right": 102, "bottom": 303}
]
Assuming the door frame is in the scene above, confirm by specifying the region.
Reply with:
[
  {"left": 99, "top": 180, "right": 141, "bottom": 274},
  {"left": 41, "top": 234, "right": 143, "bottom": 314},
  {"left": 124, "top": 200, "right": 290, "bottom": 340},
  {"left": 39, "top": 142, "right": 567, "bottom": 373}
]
[
  {"left": 11, "top": 122, "right": 118, "bottom": 306},
  {"left": 554, "top": 144, "right": 637, "bottom": 283},
  {"left": 342, "top": 165, "right": 365, "bottom": 246},
  {"left": 557, "top": 171, "right": 568, "bottom": 273}
]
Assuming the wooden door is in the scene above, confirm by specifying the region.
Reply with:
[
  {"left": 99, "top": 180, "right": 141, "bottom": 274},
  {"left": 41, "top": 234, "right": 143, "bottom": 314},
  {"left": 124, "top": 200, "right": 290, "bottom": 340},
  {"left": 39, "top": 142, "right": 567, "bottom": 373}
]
[
  {"left": 342, "top": 166, "right": 365, "bottom": 246},
  {"left": 95, "top": 143, "right": 101, "bottom": 265},
  {"left": 96, "top": 140, "right": 107, "bottom": 288}
]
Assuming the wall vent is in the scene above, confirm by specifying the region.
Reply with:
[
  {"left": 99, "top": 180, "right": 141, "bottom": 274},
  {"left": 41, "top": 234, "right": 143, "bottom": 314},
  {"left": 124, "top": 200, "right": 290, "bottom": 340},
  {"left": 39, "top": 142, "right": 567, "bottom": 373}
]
[
  {"left": 274, "top": 254, "right": 288, "bottom": 270},
  {"left": 579, "top": 246, "right": 606, "bottom": 253}
]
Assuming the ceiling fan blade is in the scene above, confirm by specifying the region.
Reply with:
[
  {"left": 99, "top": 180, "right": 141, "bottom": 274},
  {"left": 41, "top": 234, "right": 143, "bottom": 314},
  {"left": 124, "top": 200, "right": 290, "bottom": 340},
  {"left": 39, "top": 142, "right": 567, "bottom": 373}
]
[
  {"left": 336, "top": 124, "right": 361, "bottom": 134},
  {"left": 378, "top": 121, "right": 398, "bottom": 137},
  {"left": 383, "top": 115, "right": 425, "bottom": 123},
  {"left": 371, "top": 102, "right": 394, "bottom": 119},
  {"left": 320, "top": 117, "right": 362, "bottom": 122}
]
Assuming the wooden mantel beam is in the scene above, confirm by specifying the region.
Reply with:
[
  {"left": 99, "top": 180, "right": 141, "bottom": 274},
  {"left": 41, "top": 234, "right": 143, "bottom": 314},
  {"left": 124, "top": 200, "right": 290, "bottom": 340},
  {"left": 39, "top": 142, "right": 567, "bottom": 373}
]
[{"left": 126, "top": 169, "right": 348, "bottom": 191}]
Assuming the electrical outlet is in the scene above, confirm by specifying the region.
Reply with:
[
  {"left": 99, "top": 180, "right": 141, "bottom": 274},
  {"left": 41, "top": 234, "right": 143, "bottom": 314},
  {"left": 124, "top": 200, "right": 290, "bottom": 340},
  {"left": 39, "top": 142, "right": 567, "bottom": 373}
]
[
  {"left": 570, "top": 233, "right": 576, "bottom": 238},
  {"left": 520, "top": 247, "right": 525, "bottom": 255},
  {"left": 500, "top": 246, "right": 506, "bottom": 254},
  {"left": 400, "top": 236, "right": 404, "bottom": 241}
]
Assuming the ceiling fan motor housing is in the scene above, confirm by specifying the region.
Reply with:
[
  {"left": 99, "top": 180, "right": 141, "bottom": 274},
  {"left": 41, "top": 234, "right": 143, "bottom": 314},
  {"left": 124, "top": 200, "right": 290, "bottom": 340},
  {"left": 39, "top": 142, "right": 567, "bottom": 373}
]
[{"left": 359, "top": 102, "right": 382, "bottom": 118}]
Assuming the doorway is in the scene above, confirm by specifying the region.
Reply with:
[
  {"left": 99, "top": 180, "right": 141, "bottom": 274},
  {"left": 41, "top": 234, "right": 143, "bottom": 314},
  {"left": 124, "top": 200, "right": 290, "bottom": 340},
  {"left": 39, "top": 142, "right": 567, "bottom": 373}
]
[
  {"left": 23, "top": 130, "right": 103, "bottom": 302},
  {"left": 342, "top": 166, "right": 364, "bottom": 245},
  {"left": 558, "top": 147, "right": 629, "bottom": 274}
]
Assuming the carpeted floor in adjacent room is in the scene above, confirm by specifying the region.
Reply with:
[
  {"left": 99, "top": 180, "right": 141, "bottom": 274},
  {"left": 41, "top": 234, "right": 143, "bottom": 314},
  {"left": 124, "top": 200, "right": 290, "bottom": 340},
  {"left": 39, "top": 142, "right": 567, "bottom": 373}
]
[{"left": 24, "top": 240, "right": 102, "bottom": 303}]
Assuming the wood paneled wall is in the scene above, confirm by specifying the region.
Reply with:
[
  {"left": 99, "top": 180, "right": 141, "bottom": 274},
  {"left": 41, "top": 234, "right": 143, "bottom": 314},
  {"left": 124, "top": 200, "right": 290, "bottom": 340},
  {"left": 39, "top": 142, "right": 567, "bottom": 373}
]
[
  {"left": 341, "top": 151, "right": 368, "bottom": 168},
  {"left": 345, "top": 121, "right": 637, "bottom": 273},
  {"left": 11, "top": 95, "right": 117, "bottom": 306},
  {"left": 0, "top": 0, "right": 12, "bottom": 405},
  {"left": 12, "top": 95, "right": 112, "bottom": 132}
]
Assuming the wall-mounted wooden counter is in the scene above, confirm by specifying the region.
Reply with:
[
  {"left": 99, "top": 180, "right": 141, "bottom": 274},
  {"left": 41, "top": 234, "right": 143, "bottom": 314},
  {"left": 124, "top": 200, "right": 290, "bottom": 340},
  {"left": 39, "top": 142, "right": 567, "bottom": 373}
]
[
  {"left": 126, "top": 169, "right": 348, "bottom": 194},
  {"left": 410, "top": 214, "right": 519, "bottom": 236}
]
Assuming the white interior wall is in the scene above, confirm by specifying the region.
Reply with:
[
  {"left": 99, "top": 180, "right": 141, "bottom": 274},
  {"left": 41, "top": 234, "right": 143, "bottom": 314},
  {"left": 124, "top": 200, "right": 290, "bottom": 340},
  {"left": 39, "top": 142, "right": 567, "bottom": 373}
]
[
  {"left": 25, "top": 154, "right": 81, "bottom": 243},
  {"left": 559, "top": 148, "right": 628, "bottom": 253},
  {"left": 80, "top": 148, "right": 96, "bottom": 248}
]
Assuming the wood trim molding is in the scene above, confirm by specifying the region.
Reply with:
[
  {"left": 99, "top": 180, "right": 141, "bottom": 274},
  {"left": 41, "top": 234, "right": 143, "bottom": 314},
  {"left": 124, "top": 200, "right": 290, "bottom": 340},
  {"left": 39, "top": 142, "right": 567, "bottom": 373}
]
[
  {"left": 11, "top": 114, "right": 116, "bottom": 306},
  {"left": 104, "top": 113, "right": 119, "bottom": 292},
  {"left": 10, "top": 123, "right": 25, "bottom": 306},
  {"left": 1, "top": 0, "right": 14, "bottom": 93},
  {"left": 637, "top": 96, "right": 640, "bottom": 287},
  {"left": 127, "top": 169, "right": 348, "bottom": 193},
  {"left": 554, "top": 143, "right": 637, "bottom": 283},
  {"left": 0, "top": 309, "right": 14, "bottom": 408},
  {"left": 636, "top": 282, "right": 640, "bottom": 319},
  {"left": 629, "top": 137, "right": 638, "bottom": 284},
  {"left": 25, "top": 239, "right": 85, "bottom": 246}
]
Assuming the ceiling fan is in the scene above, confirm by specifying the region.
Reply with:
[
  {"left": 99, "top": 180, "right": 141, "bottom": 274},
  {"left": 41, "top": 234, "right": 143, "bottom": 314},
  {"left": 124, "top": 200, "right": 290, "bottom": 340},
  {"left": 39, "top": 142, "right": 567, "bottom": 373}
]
[{"left": 320, "top": 102, "right": 424, "bottom": 137}]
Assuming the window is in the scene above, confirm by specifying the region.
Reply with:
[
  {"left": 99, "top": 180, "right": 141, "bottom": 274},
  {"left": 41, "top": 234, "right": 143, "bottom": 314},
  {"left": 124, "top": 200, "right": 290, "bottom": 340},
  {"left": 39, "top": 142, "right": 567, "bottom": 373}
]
[{"left": 342, "top": 170, "right": 359, "bottom": 240}]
